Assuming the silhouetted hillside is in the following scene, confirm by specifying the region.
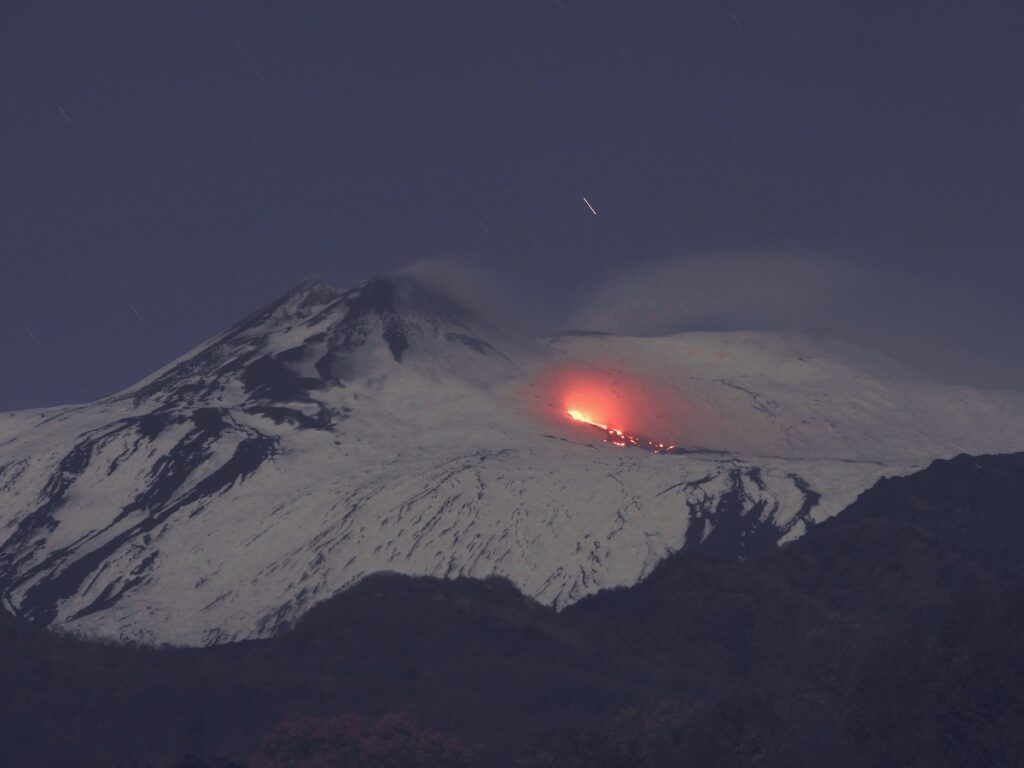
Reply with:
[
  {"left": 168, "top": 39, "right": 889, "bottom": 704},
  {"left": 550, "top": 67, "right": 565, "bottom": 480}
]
[{"left": 2, "top": 453, "right": 1024, "bottom": 767}]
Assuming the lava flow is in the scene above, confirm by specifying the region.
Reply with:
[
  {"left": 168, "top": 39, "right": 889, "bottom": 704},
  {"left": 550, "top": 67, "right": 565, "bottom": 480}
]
[{"left": 566, "top": 409, "right": 680, "bottom": 454}]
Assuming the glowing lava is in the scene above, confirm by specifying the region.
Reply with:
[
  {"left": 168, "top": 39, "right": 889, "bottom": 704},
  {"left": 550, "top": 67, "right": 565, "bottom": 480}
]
[
  {"left": 566, "top": 409, "right": 679, "bottom": 453},
  {"left": 536, "top": 365, "right": 701, "bottom": 454},
  {"left": 566, "top": 409, "right": 608, "bottom": 430}
]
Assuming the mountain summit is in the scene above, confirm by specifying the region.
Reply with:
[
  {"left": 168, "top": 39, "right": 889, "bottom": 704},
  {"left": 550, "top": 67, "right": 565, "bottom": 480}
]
[
  {"left": 127, "top": 275, "right": 512, "bottom": 408},
  {"left": 1, "top": 276, "right": 1023, "bottom": 644}
]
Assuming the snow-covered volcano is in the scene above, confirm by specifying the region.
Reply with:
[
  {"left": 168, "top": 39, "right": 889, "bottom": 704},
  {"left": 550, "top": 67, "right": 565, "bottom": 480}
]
[{"left": 1, "top": 275, "right": 1022, "bottom": 645}]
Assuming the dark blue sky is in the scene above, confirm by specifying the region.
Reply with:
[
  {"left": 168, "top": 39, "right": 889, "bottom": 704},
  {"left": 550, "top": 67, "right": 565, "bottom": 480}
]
[{"left": 2, "top": 2, "right": 1023, "bottom": 409}]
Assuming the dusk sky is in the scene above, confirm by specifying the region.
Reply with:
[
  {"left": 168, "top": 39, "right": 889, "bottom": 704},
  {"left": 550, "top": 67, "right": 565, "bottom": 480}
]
[{"left": 3, "top": 2, "right": 1023, "bottom": 410}]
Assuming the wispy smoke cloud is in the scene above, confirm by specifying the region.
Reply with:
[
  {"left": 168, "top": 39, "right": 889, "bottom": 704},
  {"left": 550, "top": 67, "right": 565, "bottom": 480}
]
[
  {"left": 399, "top": 256, "right": 563, "bottom": 337},
  {"left": 399, "top": 250, "right": 1024, "bottom": 392},
  {"left": 567, "top": 250, "right": 1024, "bottom": 391},
  {"left": 568, "top": 251, "right": 859, "bottom": 336}
]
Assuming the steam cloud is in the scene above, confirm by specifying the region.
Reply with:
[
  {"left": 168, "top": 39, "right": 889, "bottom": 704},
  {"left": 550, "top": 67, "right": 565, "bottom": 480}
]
[
  {"left": 567, "top": 251, "right": 1024, "bottom": 391},
  {"left": 569, "top": 252, "right": 857, "bottom": 337},
  {"left": 398, "top": 250, "right": 1024, "bottom": 392}
]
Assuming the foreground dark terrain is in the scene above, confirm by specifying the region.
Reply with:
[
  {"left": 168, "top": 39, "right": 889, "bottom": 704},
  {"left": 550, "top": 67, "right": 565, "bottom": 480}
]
[{"left": 3, "top": 453, "right": 1024, "bottom": 768}]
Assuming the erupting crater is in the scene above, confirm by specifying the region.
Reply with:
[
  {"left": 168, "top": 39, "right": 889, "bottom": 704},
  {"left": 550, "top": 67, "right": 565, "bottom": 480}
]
[
  {"left": 566, "top": 409, "right": 680, "bottom": 453},
  {"left": 538, "top": 365, "right": 700, "bottom": 454}
]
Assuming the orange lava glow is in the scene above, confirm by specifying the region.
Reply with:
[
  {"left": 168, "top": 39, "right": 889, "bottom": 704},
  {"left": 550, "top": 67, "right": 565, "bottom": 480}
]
[
  {"left": 566, "top": 409, "right": 608, "bottom": 430},
  {"left": 566, "top": 407, "right": 679, "bottom": 452},
  {"left": 546, "top": 369, "right": 688, "bottom": 454}
]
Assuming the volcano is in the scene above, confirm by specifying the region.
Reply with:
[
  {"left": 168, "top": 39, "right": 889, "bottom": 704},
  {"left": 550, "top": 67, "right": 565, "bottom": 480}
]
[{"left": 1, "top": 275, "right": 1023, "bottom": 645}]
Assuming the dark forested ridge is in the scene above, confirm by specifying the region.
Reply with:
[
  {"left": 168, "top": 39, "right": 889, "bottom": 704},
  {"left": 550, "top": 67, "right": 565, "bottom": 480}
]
[{"left": 3, "top": 453, "right": 1024, "bottom": 768}]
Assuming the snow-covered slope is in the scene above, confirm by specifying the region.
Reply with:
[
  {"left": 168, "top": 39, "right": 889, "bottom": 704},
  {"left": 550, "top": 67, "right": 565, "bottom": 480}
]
[{"left": 1, "top": 276, "right": 1021, "bottom": 645}]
